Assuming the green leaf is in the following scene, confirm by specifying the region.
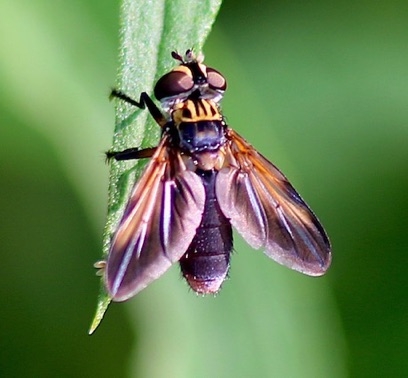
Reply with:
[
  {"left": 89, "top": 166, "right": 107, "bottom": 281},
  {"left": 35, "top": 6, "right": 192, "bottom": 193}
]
[{"left": 89, "top": 0, "right": 222, "bottom": 334}]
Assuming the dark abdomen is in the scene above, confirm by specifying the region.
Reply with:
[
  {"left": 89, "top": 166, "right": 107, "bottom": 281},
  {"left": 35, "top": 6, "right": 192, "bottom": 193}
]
[{"left": 179, "top": 169, "right": 233, "bottom": 294}]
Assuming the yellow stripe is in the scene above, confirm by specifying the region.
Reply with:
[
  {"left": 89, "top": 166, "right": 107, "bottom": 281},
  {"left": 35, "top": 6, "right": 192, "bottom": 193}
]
[{"left": 172, "top": 99, "right": 222, "bottom": 124}]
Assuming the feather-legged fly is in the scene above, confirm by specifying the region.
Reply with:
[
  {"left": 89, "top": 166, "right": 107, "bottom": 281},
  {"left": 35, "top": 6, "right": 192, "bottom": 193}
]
[{"left": 100, "top": 50, "right": 331, "bottom": 301}]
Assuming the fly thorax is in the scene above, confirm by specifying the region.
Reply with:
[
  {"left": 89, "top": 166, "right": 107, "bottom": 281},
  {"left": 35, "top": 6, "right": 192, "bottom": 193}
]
[
  {"left": 172, "top": 99, "right": 227, "bottom": 160},
  {"left": 172, "top": 99, "right": 222, "bottom": 124}
]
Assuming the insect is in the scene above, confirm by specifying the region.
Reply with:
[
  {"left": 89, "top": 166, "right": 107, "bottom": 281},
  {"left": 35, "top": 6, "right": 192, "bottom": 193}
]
[{"left": 103, "top": 50, "right": 331, "bottom": 302}]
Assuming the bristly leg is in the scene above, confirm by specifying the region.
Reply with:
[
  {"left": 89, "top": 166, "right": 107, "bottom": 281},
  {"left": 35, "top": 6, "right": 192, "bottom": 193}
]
[
  {"left": 107, "top": 89, "right": 164, "bottom": 163},
  {"left": 106, "top": 147, "right": 157, "bottom": 162},
  {"left": 110, "top": 90, "right": 166, "bottom": 127}
]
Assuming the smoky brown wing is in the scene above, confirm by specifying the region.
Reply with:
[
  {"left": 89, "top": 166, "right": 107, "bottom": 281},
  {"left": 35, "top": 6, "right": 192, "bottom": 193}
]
[
  {"left": 216, "top": 129, "right": 331, "bottom": 276},
  {"left": 106, "top": 136, "right": 205, "bottom": 301}
]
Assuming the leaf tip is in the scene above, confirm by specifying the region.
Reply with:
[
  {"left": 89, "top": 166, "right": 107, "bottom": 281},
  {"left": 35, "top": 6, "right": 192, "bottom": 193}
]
[{"left": 88, "top": 295, "right": 112, "bottom": 335}]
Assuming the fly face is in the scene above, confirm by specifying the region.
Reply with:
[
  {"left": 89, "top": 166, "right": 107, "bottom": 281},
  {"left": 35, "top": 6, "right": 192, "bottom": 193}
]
[
  {"left": 102, "top": 51, "right": 331, "bottom": 302},
  {"left": 154, "top": 49, "right": 227, "bottom": 110}
]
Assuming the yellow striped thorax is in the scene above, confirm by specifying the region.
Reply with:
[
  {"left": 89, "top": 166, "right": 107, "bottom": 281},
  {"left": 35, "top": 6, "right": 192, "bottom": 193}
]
[{"left": 172, "top": 99, "right": 223, "bottom": 125}]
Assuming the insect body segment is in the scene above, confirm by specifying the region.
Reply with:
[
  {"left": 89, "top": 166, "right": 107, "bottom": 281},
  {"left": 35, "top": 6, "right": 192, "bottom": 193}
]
[
  {"left": 180, "top": 169, "right": 232, "bottom": 294},
  {"left": 104, "top": 50, "right": 331, "bottom": 302},
  {"left": 171, "top": 99, "right": 227, "bottom": 171}
]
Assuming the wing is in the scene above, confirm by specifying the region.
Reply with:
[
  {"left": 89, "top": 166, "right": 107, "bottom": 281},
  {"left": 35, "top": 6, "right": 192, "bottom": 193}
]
[
  {"left": 106, "top": 136, "right": 205, "bottom": 301},
  {"left": 216, "top": 129, "right": 331, "bottom": 276}
]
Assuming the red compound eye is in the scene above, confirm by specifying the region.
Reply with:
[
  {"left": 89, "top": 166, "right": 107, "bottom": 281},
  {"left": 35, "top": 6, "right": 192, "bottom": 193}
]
[
  {"left": 154, "top": 71, "right": 194, "bottom": 101},
  {"left": 206, "top": 67, "right": 227, "bottom": 91}
]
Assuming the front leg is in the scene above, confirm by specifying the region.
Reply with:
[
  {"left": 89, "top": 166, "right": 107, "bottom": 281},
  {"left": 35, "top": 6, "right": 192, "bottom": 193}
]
[{"left": 110, "top": 90, "right": 166, "bottom": 127}]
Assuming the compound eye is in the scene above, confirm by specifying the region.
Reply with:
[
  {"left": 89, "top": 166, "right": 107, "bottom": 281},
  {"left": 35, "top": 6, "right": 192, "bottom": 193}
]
[
  {"left": 154, "top": 71, "right": 194, "bottom": 100},
  {"left": 206, "top": 67, "right": 227, "bottom": 91}
]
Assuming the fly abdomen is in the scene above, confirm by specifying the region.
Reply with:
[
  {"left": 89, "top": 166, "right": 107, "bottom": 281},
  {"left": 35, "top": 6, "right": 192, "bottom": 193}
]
[{"left": 179, "top": 169, "right": 232, "bottom": 294}]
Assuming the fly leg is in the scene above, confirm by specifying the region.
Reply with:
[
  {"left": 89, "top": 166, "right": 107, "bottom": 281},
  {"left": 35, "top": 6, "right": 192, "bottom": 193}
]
[
  {"left": 106, "top": 147, "right": 157, "bottom": 162},
  {"left": 107, "top": 89, "right": 164, "bottom": 162},
  {"left": 110, "top": 90, "right": 166, "bottom": 127}
]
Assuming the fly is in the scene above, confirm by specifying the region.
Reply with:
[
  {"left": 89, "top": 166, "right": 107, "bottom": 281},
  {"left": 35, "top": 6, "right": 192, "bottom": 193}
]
[{"left": 100, "top": 50, "right": 331, "bottom": 301}]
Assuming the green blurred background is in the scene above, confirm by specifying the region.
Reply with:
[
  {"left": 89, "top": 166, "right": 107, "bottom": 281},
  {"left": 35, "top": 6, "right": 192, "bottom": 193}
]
[{"left": 1, "top": 0, "right": 408, "bottom": 377}]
